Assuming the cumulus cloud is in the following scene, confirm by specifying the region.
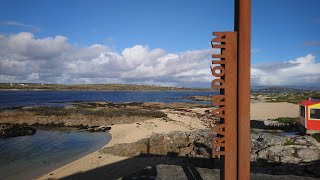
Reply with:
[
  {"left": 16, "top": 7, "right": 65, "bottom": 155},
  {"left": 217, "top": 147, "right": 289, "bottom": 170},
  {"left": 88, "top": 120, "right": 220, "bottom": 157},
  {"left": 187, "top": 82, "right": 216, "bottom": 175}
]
[
  {"left": 251, "top": 54, "right": 320, "bottom": 86},
  {"left": 0, "top": 32, "right": 214, "bottom": 87},
  {"left": 1, "top": 32, "right": 319, "bottom": 88}
]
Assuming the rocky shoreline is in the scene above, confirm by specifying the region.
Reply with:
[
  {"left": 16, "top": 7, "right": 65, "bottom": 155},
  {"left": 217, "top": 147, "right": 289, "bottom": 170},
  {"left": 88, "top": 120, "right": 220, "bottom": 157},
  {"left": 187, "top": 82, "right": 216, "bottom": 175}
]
[
  {"left": 1, "top": 101, "right": 319, "bottom": 178},
  {"left": 0, "top": 101, "right": 210, "bottom": 138},
  {"left": 0, "top": 123, "right": 36, "bottom": 138},
  {"left": 100, "top": 120, "right": 320, "bottom": 178},
  {"left": 0, "top": 102, "right": 209, "bottom": 127}
]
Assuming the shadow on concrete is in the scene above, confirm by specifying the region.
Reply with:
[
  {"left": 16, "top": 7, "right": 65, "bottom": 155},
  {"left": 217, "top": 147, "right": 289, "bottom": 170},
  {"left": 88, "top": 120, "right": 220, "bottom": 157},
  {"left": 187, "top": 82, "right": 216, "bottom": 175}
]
[
  {"left": 60, "top": 153, "right": 221, "bottom": 180},
  {"left": 58, "top": 152, "right": 320, "bottom": 180}
]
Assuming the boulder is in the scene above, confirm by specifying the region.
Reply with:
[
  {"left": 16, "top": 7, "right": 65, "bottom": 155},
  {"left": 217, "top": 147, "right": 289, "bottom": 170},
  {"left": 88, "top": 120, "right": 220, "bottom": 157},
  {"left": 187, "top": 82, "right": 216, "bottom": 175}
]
[
  {"left": 101, "top": 131, "right": 214, "bottom": 158},
  {"left": 0, "top": 123, "right": 36, "bottom": 138}
]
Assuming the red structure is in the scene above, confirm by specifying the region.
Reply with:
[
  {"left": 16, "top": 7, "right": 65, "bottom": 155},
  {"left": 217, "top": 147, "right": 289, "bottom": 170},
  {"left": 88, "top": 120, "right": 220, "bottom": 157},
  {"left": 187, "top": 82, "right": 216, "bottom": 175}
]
[{"left": 299, "top": 99, "right": 320, "bottom": 131}]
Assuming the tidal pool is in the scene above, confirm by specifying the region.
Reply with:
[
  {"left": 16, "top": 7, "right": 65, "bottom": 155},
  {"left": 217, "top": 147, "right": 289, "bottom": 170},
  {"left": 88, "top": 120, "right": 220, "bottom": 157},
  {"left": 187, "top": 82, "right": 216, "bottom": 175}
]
[{"left": 0, "top": 128, "right": 111, "bottom": 180}]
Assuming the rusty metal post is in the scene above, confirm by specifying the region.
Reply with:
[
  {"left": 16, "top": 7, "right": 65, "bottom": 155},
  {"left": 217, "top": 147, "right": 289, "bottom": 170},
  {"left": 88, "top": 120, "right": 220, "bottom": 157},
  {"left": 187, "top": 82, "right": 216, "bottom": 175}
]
[
  {"left": 211, "top": 32, "right": 238, "bottom": 180},
  {"left": 221, "top": 32, "right": 238, "bottom": 180},
  {"left": 211, "top": 1, "right": 250, "bottom": 179},
  {"left": 234, "top": 0, "right": 251, "bottom": 179}
]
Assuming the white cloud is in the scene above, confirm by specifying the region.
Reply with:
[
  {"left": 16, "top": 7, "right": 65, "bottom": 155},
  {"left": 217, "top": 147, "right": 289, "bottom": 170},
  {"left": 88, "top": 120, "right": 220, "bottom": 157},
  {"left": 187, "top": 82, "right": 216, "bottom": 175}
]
[
  {"left": 2, "top": 21, "right": 40, "bottom": 32},
  {"left": 251, "top": 54, "right": 320, "bottom": 86},
  {"left": 0, "top": 32, "right": 214, "bottom": 87},
  {"left": 1, "top": 32, "right": 319, "bottom": 88}
]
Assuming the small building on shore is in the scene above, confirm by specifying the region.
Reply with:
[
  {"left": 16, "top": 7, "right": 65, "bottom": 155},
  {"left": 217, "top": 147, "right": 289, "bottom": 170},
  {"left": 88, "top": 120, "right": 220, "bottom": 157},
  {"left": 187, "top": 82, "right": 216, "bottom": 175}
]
[{"left": 299, "top": 98, "right": 320, "bottom": 131}]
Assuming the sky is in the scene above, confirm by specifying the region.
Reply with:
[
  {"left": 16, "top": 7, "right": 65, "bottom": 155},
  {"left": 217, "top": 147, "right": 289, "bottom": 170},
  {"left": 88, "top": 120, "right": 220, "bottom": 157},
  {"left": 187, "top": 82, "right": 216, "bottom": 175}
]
[{"left": 0, "top": 0, "right": 320, "bottom": 88}]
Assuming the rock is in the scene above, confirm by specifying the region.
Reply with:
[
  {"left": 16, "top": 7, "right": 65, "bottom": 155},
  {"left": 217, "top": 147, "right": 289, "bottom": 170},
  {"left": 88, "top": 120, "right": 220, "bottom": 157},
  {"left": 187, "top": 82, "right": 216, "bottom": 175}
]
[
  {"left": 0, "top": 123, "right": 36, "bottom": 138},
  {"left": 87, "top": 126, "right": 111, "bottom": 132},
  {"left": 297, "top": 148, "right": 320, "bottom": 162},
  {"left": 101, "top": 131, "right": 214, "bottom": 158},
  {"left": 183, "top": 96, "right": 211, "bottom": 102},
  {"left": 248, "top": 120, "right": 320, "bottom": 177}
]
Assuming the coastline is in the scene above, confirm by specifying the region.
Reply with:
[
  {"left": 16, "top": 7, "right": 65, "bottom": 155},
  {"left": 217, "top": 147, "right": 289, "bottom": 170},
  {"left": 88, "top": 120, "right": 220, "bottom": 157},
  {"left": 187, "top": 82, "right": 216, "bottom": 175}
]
[
  {"left": 0, "top": 127, "right": 111, "bottom": 180},
  {"left": 0, "top": 89, "right": 214, "bottom": 92},
  {"left": 4, "top": 95, "right": 318, "bottom": 178},
  {"left": 37, "top": 107, "right": 210, "bottom": 179},
  {"left": 38, "top": 102, "right": 300, "bottom": 179},
  {"left": 0, "top": 83, "right": 214, "bottom": 92}
]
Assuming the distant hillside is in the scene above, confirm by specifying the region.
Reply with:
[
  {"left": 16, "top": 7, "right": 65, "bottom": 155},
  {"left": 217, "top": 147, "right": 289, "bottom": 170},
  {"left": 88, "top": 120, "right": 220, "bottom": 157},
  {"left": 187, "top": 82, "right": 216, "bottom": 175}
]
[
  {"left": 252, "top": 86, "right": 320, "bottom": 92},
  {"left": 0, "top": 83, "right": 211, "bottom": 91},
  {"left": 251, "top": 86, "right": 320, "bottom": 93}
]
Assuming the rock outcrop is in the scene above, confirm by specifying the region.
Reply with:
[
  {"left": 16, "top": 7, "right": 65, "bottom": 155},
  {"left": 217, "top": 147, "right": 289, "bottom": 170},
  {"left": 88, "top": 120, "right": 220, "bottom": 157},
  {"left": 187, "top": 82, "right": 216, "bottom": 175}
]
[
  {"left": 0, "top": 123, "right": 36, "bottom": 138},
  {"left": 102, "top": 120, "right": 320, "bottom": 177},
  {"left": 101, "top": 131, "right": 214, "bottom": 158},
  {"left": 250, "top": 121, "right": 320, "bottom": 177}
]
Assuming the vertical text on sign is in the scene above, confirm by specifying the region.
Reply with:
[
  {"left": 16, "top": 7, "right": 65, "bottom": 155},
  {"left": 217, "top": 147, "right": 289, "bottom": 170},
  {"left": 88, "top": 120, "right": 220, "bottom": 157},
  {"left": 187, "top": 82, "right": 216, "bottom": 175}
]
[{"left": 211, "top": 32, "right": 238, "bottom": 159}]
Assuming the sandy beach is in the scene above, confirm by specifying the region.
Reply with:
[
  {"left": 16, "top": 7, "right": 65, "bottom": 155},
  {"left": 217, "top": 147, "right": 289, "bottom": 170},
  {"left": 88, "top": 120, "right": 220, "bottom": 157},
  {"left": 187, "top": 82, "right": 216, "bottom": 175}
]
[
  {"left": 38, "top": 108, "right": 208, "bottom": 179},
  {"left": 251, "top": 102, "right": 298, "bottom": 120},
  {"left": 37, "top": 102, "right": 299, "bottom": 179}
]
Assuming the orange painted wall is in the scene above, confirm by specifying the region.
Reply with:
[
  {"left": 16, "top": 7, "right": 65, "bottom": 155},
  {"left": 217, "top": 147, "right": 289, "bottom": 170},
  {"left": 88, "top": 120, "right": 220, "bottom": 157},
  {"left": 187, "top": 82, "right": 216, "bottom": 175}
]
[
  {"left": 307, "top": 103, "right": 320, "bottom": 130},
  {"left": 307, "top": 120, "right": 320, "bottom": 130}
]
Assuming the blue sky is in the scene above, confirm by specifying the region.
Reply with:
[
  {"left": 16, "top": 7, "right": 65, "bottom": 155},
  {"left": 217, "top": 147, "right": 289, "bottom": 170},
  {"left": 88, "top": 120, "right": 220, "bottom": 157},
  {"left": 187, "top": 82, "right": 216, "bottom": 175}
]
[{"left": 0, "top": 0, "right": 320, "bottom": 87}]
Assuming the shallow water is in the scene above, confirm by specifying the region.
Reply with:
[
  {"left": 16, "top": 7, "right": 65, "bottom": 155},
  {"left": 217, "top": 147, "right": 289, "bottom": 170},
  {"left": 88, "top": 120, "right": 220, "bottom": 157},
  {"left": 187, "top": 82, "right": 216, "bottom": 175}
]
[
  {"left": 0, "top": 90, "right": 214, "bottom": 108},
  {"left": 0, "top": 90, "right": 214, "bottom": 179},
  {"left": 0, "top": 129, "right": 111, "bottom": 180}
]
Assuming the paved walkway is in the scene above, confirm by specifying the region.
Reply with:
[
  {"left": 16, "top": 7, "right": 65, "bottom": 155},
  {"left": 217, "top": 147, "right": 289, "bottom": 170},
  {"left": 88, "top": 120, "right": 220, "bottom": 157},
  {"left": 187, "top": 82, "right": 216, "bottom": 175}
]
[{"left": 120, "top": 164, "right": 318, "bottom": 180}]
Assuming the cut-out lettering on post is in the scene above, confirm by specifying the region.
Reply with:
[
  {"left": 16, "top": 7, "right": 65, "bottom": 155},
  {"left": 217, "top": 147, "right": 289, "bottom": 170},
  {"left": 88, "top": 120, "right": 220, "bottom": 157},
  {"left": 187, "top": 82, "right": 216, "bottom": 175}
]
[{"left": 211, "top": 32, "right": 237, "bottom": 158}]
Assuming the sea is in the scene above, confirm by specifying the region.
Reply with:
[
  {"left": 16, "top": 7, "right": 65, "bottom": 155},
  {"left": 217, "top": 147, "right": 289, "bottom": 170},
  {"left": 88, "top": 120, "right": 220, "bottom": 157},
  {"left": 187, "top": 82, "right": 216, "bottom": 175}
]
[
  {"left": 0, "top": 90, "right": 214, "bottom": 108},
  {"left": 0, "top": 90, "right": 215, "bottom": 179},
  {"left": 0, "top": 129, "right": 110, "bottom": 179}
]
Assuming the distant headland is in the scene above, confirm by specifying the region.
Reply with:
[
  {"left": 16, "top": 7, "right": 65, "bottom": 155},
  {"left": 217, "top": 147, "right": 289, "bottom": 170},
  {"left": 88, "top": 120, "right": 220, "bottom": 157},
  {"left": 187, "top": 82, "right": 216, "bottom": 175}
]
[{"left": 0, "top": 83, "right": 212, "bottom": 91}]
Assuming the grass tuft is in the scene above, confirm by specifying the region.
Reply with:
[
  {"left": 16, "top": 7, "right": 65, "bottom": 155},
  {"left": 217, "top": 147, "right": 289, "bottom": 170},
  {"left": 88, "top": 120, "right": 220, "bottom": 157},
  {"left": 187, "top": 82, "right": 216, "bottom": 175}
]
[
  {"left": 283, "top": 139, "right": 300, "bottom": 146},
  {"left": 312, "top": 133, "right": 320, "bottom": 143},
  {"left": 275, "top": 117, "right": 297, "bottom": 125}
]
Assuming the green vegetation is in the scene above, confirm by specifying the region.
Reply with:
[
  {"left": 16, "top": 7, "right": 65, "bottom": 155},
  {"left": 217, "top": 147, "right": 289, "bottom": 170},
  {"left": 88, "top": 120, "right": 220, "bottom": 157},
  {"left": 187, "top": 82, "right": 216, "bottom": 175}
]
[
  {"left": 312, "top": 133, "right": 320, "bottom": 143},
  {"left": 26, "top": 106, "right": 166, "bottom": 118},
  {"left": 265, "top": 92, "right": 320, "bottom": 104},
  {"left": 250, "top": 129, "right": 256, "bottom": 133},
  {"left": 274, "top": 117, "right": 297, "bottom": 125},
  {"left": 284, "top": 139, "right": 300, "bottom": 146}
]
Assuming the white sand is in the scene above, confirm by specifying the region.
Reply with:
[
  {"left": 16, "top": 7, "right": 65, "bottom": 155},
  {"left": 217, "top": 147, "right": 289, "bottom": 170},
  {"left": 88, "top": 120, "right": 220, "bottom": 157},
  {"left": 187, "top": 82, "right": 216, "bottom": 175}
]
[
  {"left": 38, "top": 108, "right": 207, "bottom": 180},
  {"left": 39, "top": 102, "right": 299, "bottom": 179},
  {"left": 251, "top": 102, "right": 299, "bottom": 120}
]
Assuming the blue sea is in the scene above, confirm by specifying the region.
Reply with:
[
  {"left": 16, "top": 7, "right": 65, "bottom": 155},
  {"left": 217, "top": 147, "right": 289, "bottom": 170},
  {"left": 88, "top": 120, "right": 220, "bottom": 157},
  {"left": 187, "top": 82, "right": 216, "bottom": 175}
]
[
  {"left": 0, "top": 90, "right": 215, "bottom": 179},
  {"left": 0, "top": 90, "right": 214, "bottom": 108}
]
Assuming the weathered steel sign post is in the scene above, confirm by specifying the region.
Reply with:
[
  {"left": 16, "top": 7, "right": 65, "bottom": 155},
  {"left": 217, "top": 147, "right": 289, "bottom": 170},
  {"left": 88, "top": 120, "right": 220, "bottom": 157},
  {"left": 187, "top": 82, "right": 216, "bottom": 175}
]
[{"left": 211, "top": 0, "right": 251, "bottom": 179}]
